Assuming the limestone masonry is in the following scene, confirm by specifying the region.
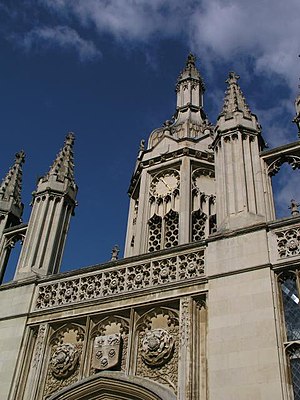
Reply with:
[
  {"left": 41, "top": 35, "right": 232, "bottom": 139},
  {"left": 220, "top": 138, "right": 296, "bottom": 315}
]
[{"left": 1, "top": 54, "right": 300, "bottom": 399}]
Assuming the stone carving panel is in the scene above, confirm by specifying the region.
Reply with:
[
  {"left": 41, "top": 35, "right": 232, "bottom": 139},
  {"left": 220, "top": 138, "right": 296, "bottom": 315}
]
[
  {"left": 141, "top": 329, "right": 174, "bottom": 367},
  {"left": 136, "top": 308, "right": 179, "bottom": 393},
  {"left": 43, "top": 324, "right": 84, "bottom": 398},
  {"left": 90, "top": 316, "right": 129, "bottom": 375},
  {"left": 276, "top": 226, "right": 300, "bottom": 258},
  {"left": 92, "top": 334, "right": 121, "bottom": 371},
  {"left": 35, "top": 250, "right": 205, "bottom": 310},
  {"left": 127, "top": 263, "right": 151, "bottom": 290},
  {"left": 32, "top": 324, "right": 47, "bottom": 368},
  {"left": 178, "top": 252, "right": 204, "bottom": 279},
  {"left": 49, "top": 343, "right": 79, "bottom": 379}
]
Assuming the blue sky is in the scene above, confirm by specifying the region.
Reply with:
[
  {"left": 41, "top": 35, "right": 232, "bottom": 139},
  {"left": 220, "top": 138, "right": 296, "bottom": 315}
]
[{"left": 0, "top": 0, "right": 299, "bottom": 276}]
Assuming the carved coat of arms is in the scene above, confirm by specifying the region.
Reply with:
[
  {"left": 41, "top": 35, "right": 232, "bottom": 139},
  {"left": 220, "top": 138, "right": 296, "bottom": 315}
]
[{"left": 92, "top": 333, "right": 121, "bottom": 370}]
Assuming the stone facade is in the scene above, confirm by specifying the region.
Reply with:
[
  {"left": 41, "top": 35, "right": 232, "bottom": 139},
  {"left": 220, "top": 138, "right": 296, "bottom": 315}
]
[{"left": 1, "top": 54, "right": 300, "bottom": 399}]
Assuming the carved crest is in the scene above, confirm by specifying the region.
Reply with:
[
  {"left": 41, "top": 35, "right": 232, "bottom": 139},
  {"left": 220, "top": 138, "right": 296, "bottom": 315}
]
[
  {"left": 92, "top": 333, "right": 121, "bottom": 370},
  {"left": 49, "top": 343, "right": 79, "bottom": 379},
  {"left": 141, "top": 329, "right": 174, "bottom": 367}
]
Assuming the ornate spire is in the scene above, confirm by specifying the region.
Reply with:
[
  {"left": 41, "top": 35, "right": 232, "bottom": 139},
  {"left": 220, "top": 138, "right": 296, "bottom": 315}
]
[
  {"left": 44, "top": 132, "right": 75, "bottom": 183},
  {"left": 219, "top": 72, "right": 252, "bottom": 119},
  {"left": 176, "top": 53, "right": 205, "bottom": 93},
  {"left": 0, "top": 150, "right": 25, "bottom": 209}
]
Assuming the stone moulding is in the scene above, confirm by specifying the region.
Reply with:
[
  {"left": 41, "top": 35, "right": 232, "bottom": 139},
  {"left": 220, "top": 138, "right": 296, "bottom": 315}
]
[{"left": 34, "top": 249, "right": 205, "bottom": 310}]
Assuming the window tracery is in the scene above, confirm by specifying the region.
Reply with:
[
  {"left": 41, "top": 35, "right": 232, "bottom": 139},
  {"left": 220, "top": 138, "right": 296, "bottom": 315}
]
[
  {"left": 164, "top": 210, "right": 179, "bottom": 248},
  {"left": 191, "top": 168, "right": 216, "bottom": 240},
  {"left": 192, "top": 210, "right": 207, "bottom": 241},
  {"left": 278, "top": 270, "right": 300, "bottom": 399},
  {"left": 148, "top": 214, "right": 162, "bottom": 252},
  {"left": 148, "top": 168, "right": 180, "bottom": 252}
]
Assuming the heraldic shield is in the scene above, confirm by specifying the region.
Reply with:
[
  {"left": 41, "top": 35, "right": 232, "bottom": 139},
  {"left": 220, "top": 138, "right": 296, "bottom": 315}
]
[{"left": 92, "top": 333, "right": 121, "bottom": 370}]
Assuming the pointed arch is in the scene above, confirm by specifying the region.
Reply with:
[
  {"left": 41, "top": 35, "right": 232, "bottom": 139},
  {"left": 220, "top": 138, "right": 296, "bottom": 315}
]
[{"left": 48, "top": 371, "right": 176, "bottom": 400}]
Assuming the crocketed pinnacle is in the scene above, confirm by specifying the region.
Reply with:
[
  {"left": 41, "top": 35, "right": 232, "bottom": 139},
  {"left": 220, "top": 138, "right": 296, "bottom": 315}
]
[
  {"left": 45, "top": 132, "right": 75, "bottom": 183},
  {"left": 176, "top": 53, "right": 205, "bottom": 91},
  {"left": 0, "top": 150, "right": 25, "bottom": 208},
  {"left": 220, "top": 72, "right": 252, "bottom": 119}
]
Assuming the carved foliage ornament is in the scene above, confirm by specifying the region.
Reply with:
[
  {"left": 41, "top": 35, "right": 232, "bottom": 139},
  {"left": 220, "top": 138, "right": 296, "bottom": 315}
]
[
  {"left": 35, "top": 250, "right": 205, "bottom": 310},
  {"left": 141, "top": 329, "right": 174, "bottom": 367},
  {"left": 49, "top": 343, "right": 79, "bottom": 379},
  {"left": 276, "top": 226, "right": 300, "bottom": 258},
  {"left": 92, "top": 333, "right": 121, "bottom": 371},
  {"left": 267, "top": 155, "right": 300, "bottom": 177}
]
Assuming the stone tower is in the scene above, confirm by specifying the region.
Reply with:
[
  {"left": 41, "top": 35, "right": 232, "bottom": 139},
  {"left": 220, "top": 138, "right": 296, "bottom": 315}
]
[
  {"left": 213, "top": 71, "right": 268, "bottom": 230},
  {"left": 125, "top": 54, "right": 216, "bottom": 257},
  {"left": 15, "top": 133, "right": 77, "bottom": 280},
  {"left": 0, "top": 151, "right": 25, "bottom": 282},
  {"left": 1, "top": 55, "right": 300, "bottom": 400}
]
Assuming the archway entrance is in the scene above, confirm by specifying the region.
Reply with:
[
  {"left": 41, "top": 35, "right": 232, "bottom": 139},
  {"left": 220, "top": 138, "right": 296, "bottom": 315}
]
[{"left": 48, "top": 371, "right": 176, "bottom": 400}]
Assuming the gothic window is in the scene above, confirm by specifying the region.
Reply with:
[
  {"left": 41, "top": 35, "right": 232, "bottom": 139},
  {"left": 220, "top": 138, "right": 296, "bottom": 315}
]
[
  {"left": 270, "top": 163, "right": 300, "bottom": 218},
  {"left": 148, "top": 168, "right": 180, "bottom": 252},
  {"left": 209, "top": 214, "right": 217, "bottom": 234},
  {"left": 148, "top": 211, "right": 179, "bottom": 252},
  {"left": 278, "top": 270, "right": 300, "bottom": 399},
  {"left": 164, "top": 210, "right": 179, "bottom": 248},
  {"left": 287, "top": 344, "right": 300, "bottom": 400},
  {"left": 0, "top": 230, "right": 25, "bottom": 284},
  {"left": 148, "top": 214, "right": 162, "bottom": 252},
  {"left": 191, "top": 168, "right": 216, "bottom": 240},
  {"left": 192, "top": 210, "right": 207, "bottom": 241}
]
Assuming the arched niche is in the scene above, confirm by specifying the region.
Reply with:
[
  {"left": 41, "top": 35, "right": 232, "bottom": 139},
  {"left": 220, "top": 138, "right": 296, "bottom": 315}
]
[
  {"left": 0, "top": 228, "right": 26, "bottom": 284},
  {"left": 269, "top": 162, "right": 300, "bottom": 218},
  {"left": 48, "top": 371, "right": 176, "bottom": 400}
]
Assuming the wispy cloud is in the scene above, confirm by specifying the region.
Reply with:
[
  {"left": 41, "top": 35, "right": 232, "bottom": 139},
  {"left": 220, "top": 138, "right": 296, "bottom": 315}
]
[
  {"left": 4, "top": 0, "right": 300, "bottom": 92},
  {"left": 39, "top": 0, "right": 189, "bottom": 41},
  {"left": 189, "top": 0, "right": 300, "bottom": 93},
  {"left": 14, "top": 25, "right": 101, "bottom": 62}
]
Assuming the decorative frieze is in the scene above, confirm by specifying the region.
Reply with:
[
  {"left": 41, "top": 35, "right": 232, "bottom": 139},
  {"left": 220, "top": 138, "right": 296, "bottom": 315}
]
[
  {"left": 275, "top": 226, "right": 300, "bottom": 258},
  {"left": 35, "top": 250, "right": 205, "bottom": 310}
]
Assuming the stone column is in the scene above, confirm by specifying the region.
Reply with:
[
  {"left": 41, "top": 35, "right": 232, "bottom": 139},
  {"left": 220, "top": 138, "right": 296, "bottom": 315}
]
[{"left": 178, "top": 296, "right": 207, "bottom": 400}]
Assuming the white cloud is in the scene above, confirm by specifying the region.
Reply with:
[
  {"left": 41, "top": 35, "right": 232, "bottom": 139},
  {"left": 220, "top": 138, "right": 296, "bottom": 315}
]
[
  {"left": 35, "top": 0, "right": 300, "bottom": 94},
  {"left": 2, "top": 0, "right": 295, "bottom": 94},
  {"left": 40, "top": 0, "right": 188, "bottom": 41},
  {"left": 190, "top": 0, "right": 300, "bottom": 93},
  {"left": 16, "top": 25, "right": 101, "bottom": 62}
]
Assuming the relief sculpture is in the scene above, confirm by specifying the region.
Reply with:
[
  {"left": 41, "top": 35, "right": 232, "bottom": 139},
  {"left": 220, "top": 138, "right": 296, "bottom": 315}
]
[
  {"left": 92, "top": 333, "right": 121, "bottom": 371},
  {"left": 141, "top": 329, "right": 174, "bottom": 367}
]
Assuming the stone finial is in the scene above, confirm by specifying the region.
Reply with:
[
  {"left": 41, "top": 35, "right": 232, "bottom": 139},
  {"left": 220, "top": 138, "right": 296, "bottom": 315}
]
[
  {"left": 226, "top": 71, "right": 240, "bottom": 85},
  {"left": 219, "top": 71, "right": 252, "bottom": 119},
  {"left": 0, "top": 150, "right": 25, "bottom": 209},
  {"left": 289, "top": 199, "right": 300, "bottom": 216},
  {"left": 44, "top": 132, "right": 75, "bottom": 183},
  {"left": 111, "top": 245, "right": 120, "bottom": 261},
  {"left": 139, "top": 139, "right": 145, "bottom": 152},
  {"left": 186, "top": 53, "right": 196, "bottom": 69},
  {"left": 176, "top": 52, "right": 205, "bottom": 92}
]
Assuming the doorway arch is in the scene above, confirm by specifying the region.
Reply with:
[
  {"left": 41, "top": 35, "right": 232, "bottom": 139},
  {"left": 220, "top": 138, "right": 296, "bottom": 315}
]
[{"left": 48, "top": 371, "right": 176, "bottom": 400}]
